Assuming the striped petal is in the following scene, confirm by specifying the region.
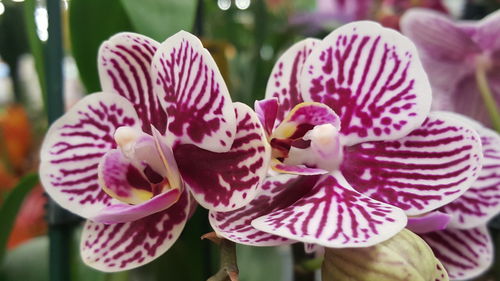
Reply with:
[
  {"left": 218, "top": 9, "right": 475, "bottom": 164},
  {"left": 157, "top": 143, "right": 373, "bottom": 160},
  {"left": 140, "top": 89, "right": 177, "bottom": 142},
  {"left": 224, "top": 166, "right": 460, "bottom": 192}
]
[
  {"left": 98, "top": 33, "right": 167, "bottom": 135},
  {"left": 81, "top": 188, "right": 191, "bottom": 272},
  {"left": 341, "top": 112, "right": 483, "bottom": 216},
  {"left": 252, "top": 171, "right": 407, "bottom": 248},
  {"left": 209, "top": 174, "right": 316, "bottom": 246},
  {"left": 440, "top": 120, "right": 500, "bottom": 228},
  {"left": 152, "top": 31, "right": 235, "bottom": 153},
  {"left": 421, "top": 226, "right": 493, "bottom": 280},
  {"left": 301, "top": 21, "right": 432, "bottom": 146},
  {"left": 40, "top": 93, "right": 141, "bottom": 219},
  {"left": 174, "top": 103, "right": 270, "bottom": 211},
  {"left": 265, "top": 38, "right": 320, "bottom": 125}
]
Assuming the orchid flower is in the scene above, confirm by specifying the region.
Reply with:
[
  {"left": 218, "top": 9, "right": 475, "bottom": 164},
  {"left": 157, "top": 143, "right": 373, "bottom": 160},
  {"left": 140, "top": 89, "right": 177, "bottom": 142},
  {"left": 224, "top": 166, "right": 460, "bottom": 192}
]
[
  {"left": 407, "top": 113, "right": 500, "bottom": 280},
  {"left": 401, "top": 8, "right": 500, "bottom": 129},
  {"left": 39, "top": 31, "right": 270, "bottom": 272},
  {"left": 210, "top": 21, "right": 483, "bottom": 249}
]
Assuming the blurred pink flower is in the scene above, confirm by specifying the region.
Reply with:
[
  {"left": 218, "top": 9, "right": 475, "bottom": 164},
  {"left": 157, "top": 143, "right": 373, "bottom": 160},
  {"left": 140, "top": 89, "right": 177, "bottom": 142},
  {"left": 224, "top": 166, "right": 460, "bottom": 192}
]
[{"left": 401, "top": 9, "right": 500, "bottom": 128}]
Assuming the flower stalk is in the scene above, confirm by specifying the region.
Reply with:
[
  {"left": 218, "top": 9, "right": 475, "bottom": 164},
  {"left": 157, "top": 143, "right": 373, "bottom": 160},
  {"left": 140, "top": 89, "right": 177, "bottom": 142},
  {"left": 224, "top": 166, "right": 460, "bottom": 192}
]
[
  {"left": 475, "top": 65, "right": 500, "bottom": 132},
  {"left": 207, "top": 238, "right": 239, "bottom": 281}
]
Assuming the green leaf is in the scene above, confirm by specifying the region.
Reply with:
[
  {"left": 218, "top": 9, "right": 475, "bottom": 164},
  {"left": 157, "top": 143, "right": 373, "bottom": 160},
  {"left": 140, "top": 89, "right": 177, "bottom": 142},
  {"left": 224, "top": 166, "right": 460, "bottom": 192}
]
[
  {"left": 0, "top": 173, "right": 38, "bottom": 263},
  {"left": 322, "top": 229, "right": 449, "bottom": 281},
  {"left": 120, "top": 0, "right": 196, "bottom": 42},
  {"left": 69, "top": 0, "right": 133, "bottom": 93}
]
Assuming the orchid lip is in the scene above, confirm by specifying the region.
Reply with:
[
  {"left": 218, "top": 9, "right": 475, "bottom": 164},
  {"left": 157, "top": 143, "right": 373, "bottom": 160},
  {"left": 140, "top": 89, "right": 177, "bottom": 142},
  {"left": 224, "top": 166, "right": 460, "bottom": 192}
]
[
  {"left": 269, "top": 102, "right": 344, "bottom": 173},
  {"left": 100, "top": 126, "right": 182, "bottom": 205}
]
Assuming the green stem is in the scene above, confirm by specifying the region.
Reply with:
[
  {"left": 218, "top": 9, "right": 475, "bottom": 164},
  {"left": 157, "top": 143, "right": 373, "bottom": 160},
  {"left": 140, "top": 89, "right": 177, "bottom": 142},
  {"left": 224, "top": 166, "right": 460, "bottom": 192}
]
[
  {"left": 475, "top": 65, "right": 500, "bottom": 132},
  {"left": 207, "top": 239, "right": 239, "bottom": 281},
  {"left": 45, "top": 0, "right": 80, "bottom": 281}
]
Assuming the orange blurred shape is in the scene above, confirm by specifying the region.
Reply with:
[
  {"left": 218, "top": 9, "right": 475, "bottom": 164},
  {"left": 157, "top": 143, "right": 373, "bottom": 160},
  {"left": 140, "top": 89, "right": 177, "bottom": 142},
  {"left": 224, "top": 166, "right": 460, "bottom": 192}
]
[
  {"left": 7, "top": 185, "right": 47, "bottom": 249},
  {"left": 0, "top": 105, "right": 32, "bottom": 171},
  {"left": 0, "top": 162, "right": 16, "bottom": 192}
]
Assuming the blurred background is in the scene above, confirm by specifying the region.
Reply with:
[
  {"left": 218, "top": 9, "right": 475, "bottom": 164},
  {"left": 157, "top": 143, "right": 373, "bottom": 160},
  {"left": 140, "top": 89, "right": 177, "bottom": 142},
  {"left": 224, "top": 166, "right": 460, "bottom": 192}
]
[{"left": 0, "top": 0, "right": 498, "bottom": 280}]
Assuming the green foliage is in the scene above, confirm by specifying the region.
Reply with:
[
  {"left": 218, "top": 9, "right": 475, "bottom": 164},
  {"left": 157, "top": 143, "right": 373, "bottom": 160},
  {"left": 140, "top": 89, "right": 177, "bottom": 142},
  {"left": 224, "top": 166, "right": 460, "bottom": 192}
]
[
  {"left": 69, "top": 0, "right": 133, "bottom": 93},
  {"left": 322, "top": 229, "right": 449, "bottom": 281},
  {"left": 120, "top": 0, "right": 196, "bottom": 42},
  {"left": 0, "top": 173, "right": 38, "bottom": 263}
]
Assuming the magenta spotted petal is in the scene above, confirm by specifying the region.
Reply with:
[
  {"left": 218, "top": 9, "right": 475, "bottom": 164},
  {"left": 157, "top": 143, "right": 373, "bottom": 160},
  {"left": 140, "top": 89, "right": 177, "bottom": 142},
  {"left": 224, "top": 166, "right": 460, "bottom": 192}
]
[
  {"left": 81, "top": 188, "right": 191, "bottom": 272},
  {"left": 40, "top": 93, "right": 140, "bottom": 219},
  {"left": 341, "top": 112, "right": 483, "bottom": 216},
  {"left": 301, "top": 21, "right": 432, "bottom": 146},
  {"left": 252, "top": 171, "right": 407, "bottom": 248},
  {"left": 209, "top": 174, "right": 317, "bottom": 246},
  {"left": 440, "top": 119, "right": 500, "bottom": 228},
  {"left": 98, "top": 33, "right": 167, "bottom": 135},
  {"left": 152, "top": 31, "right": 235, "bottom": 153},
  {"left": 265, "top": 38, "right": 320, "bottom": 125},
  {"left": 421, "top": 226, "right": 493, "bottom": 280},
  {"left": 174, "top": 103, "right": 270, "bottom": 212}
]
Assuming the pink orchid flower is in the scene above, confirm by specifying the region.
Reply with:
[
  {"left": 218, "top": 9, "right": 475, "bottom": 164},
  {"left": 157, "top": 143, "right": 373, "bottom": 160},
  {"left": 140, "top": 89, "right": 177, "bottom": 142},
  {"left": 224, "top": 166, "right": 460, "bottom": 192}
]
[
  {"left": 408, "top": 113, "right": 500, "bottom": 280},
  {"left": 210, "top": 21, "right": 483, "bottom": 248},
  {"left": 39, "top": 31, "right": 270, "bottom": 272},
  {"left": 401, "top": 8, "right": 500, "bottom": 128}
]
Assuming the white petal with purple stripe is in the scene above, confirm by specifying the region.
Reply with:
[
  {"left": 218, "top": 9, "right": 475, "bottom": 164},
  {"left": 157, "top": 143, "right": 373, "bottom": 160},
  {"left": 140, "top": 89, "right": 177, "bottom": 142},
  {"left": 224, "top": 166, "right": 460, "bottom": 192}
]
[
  {"left": 40, "top": 93, "right": 141, "bottom": 219},
  {"left": 421, "top": 226, "right": 493, "bottom": 280},
  {"left": 341, "top": 112, "right": 483, "bottom": 215},
  {"left": 301, "top": 21, "right": 432, "bottom": 145},
  {"left": 265, "top": 38, "right": 320, "bottom": 125},
  {"left": 81, "top": 188, "right": 191, "bottom": 272},
  {"left": 252, "top": 171, "right": 407, "bottom": 248},
  {"left": 152, "top": 31, "right": 236, "bottom": 152},
  {"left": 99, "top": 33, "right": 167, "bottom": 134},
  {"left": 209, "top": 174, "right": 316, "bottom": 246},
  {"left": 440, "top": 118, "right": 500, "bottom": 228}
]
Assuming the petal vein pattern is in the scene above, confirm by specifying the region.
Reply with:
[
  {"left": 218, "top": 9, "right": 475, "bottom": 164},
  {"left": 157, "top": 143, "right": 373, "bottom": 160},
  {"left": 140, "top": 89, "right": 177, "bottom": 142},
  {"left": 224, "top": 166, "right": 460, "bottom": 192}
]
[
  {"left": 81, "top": 188, "right": 191, "bottom": 272},
  {"left": 209, "top": 174, "right": 317, "bottom": 246},
  {"left": 301, "top": 21, "right": 431, "bottom": 145},
  {"left": 252, "top": 171, "right": 407, "bottom": 247},
  {"left": 152, "top": 31, "right": 235, "bottom": 152},
  {"left": 99, "top": 33, "right": 167, "bottom": 134},
  {"left": 421, "top": 226, "right": 493, "bottom": 280},
  {"left": 40, "top": 93, "right": 141, "bottom": 219},
  {"left": 342, "top": 112, "right": 483, "bottom": 215},
  {"left": 265, "top": 38, "right": 321, "bottom": 125},
  {"left": 174, "top": 103, "right": 270, "bottom": 211},
  {"left": 440, "top": 125, "right": 500, "bottom": 228}
]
